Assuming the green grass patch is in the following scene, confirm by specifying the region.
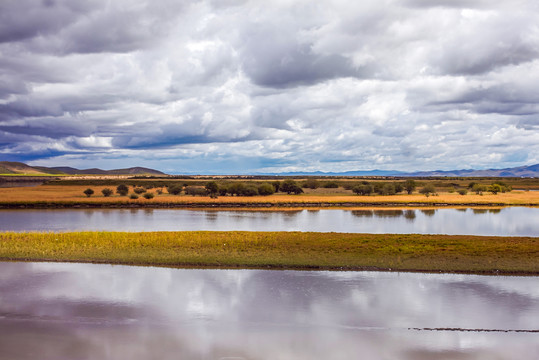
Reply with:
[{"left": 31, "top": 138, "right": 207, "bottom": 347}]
[{"left": 1, "top": 231, "right": 537, "bottom": 274}]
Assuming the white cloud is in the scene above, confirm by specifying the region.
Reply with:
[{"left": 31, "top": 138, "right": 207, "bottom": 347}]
[{"left": 0, "top": 0, "right": 538, "bottom": 173}]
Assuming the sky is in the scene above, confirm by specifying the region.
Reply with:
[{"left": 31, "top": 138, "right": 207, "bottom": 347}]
[{"left": 1, "top": 0, "right": 538, "bottom": 174}]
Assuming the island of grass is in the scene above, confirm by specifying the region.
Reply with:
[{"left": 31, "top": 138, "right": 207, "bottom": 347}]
[{"left": 1, "top": 231, "right": 537, "bottom": 275}]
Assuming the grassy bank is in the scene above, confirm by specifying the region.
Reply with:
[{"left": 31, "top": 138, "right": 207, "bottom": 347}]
[
  {"left": 1, "top": 231, "right": 537, "bottom": 274},
  {"left": 1, "top": 185, "right": 538, "bottom": 207}
]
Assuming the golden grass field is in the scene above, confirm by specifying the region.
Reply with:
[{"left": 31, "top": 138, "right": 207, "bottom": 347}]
[
  {"left": 1, "top": 231, "right": 537, "bottom": 274},
  {"left": 1, "top": 185, "right": 539, "bottom": 206}
]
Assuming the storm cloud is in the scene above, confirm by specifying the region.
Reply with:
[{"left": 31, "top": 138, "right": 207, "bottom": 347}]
[{"left": 0, "top": 0, "right": 538, "bottom": 173}]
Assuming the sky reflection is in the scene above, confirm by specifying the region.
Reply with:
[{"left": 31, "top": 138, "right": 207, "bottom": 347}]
[
  {"left": 0, "top": 262, "right": 537, "bottom": 360},
  {"left": 0, "top": 207, "right": 538, "bottom": 236}
]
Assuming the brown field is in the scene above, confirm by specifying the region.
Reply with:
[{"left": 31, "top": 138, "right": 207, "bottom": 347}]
[{"left": 0, "top": 184, "right": 538, "bottom": 207}]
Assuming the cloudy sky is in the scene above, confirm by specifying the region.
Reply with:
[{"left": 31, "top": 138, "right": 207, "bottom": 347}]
[{"left": 1, "top": 0, "right": 538, "bottom": 174}]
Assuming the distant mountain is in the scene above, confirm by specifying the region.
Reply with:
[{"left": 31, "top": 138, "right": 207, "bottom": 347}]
[
  {"left": 266, "top": 170, "right": 405, "bottom": 176},
  {"left": 403, "top": 164, "right": 539, "bottom": 177},
  {"left": 266, "top": 164, "right": 539, "bottom": 177},
  {"left": 0, "top": 161, "right": 166, "bottom": 176}
]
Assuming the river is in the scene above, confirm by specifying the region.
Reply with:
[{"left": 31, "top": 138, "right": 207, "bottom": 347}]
[
  {"left": 0, "top": 262, "right": 537, "bottom": 360},
  {"left": 0, "top": 207, "right": 537, "bottom": 236}
]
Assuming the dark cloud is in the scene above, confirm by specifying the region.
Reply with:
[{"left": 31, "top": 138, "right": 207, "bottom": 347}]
[
  {"left": 0, "top": 0, "right": 87, "bottom": 43},
  {"left": 0, "top": 0, "right": 537, "bottom": 172},
  {"left": 240, "top": 26, "right": 365, "bottom": 88}
]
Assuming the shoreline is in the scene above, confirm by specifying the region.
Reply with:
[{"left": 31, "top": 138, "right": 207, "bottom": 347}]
[
  {"left": 1, "top": 258, "right": 537, "bottom": 276},
  {"left": 1, "top": 231, "right": 537, "bottom": 276},
  {"left": 1, "top": 201, "right": 536, "bottom": 209}
]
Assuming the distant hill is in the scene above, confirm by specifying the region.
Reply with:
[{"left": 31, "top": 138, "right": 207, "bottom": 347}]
[
  {"left": 0, "top": 161, "right": 166, "bottom": 176},
  {"left": 265, "top": 170, "right": 405, "bottom": 176},
  {"left": 267, "top": 164, "right": 539, "bottom": 177},
  {"left": 0, "top": 161, "right": 53, "bottom": 175},
  {"left": 402, "top": 164, "right": 539, "bottom": 177}
]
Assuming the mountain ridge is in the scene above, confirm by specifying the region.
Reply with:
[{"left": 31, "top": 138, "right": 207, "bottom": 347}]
[
  {"left": 1, "top": 161, "right": 537, "bottom": 177},
  {"left": 263, "top": 163, "right": 539, "bottom": 177},
  {"left": 0, "top": 162, "right": 165, "bottom": 176}
]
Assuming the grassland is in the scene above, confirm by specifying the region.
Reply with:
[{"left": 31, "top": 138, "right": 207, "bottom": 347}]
[
  {"left": 1, "top": 184, "right": 538, "bottom": 208},
  {"left": 0, "top": 231, "right": 537, "bottom": 274}
]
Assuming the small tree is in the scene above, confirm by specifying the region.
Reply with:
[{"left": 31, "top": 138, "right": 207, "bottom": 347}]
[
  {"left": 116, "top": 184, "right": 129, "bottom": 196},
  {"left": 205, "top": 181, "right": 219, "bottom": 198},
  {"left": 83, "top": 188, "right": 94, "bottom": 197},
  {"left": 419, "top": 184, "right": 436, "bottom": 197},
  {"left": 271, "top": 181, "right": 281, "bottom": 193},
  {"left": 281, "top": 179, "right": 303, "bottom": 194},
  {"left": 258, "top": 182, "right": 275, "bottom": 196},
  {"left": 488, "top": 184, "right": 502, "bottom": 194},
  {"left": 101, "top": 188, "right": 113, "bottom": 197},
  {"left": 129, "top": 194, "right": 139, "bottom": 199},
  {"left": 404, "top": 179, "right": 416, "bottom": 194},
  {"left": 133, "top": 187, "right": 146, "bottom": 194},
  {"left": 472, "top": 184, "right": 487, "bottom": 195}
]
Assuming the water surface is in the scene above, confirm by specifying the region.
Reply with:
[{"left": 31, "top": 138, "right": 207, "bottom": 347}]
[
  {"left": 0, "top": 262, "right": 537, "bottom": 360},
  {"left": 0, "top": 207, "right": 537, "bottom": 236}
]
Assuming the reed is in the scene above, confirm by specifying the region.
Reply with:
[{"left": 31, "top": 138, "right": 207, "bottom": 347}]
[{"left": 1, "top": 231, "right": 537, "bottom": 274}]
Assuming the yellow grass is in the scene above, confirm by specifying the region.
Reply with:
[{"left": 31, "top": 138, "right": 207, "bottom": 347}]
[
  {"left": 0, "top": 185, "right": 538, "bottom": 206},
  {"left": 1, "top": 231, "right": 537, "bottom": 274}
]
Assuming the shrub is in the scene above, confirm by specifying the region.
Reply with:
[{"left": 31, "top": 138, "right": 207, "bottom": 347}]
[
  {"left": 458, "top": 189, "right": 467, "bottom": 195},
  {"left": 167, "top": 184, "right": 183, "bottom": 195},
  {"left": 382, "top": 183, "right": 396, "bottom": 195},
  {"left": 156, "top": 188, "right": 163, "bottom": 195},
  {"left": 352, "top": 184, "right": 373, "bottom": 196},
  {"left": 374, "top": 183, "right": 396, "bottom": 195},
  {"left": 419, "top": 184, "right": 436, "bottom": 197},
  {"left": 281, "top": 179, "right": 303, "bottom": 194},
  {"left": 133, "top": 187, "right": 146, "bottom": 194},
  {"left": 218, "top": 185, "right": 229, "bottom": 196},
  {"left": 472, "top": 184, "right": 487, "bottom": 195},
  {"left": 129, "top": 194, "right": 139, "bottom": 200},
  {"left": 302, "top": 178, "right": 320, "bottom": 189},
  {"left": 116, "top": 184, "right": 129, "bottom": 196},
  {"left": 271, "top": 181, "right": 281, "bottom": 192},
  {"left": 143, "top": 192, "right": 154, "bottom": 199},
  {"left": 323, "top": 181, "right": 339, "bottom": 188},
  {"left": 372, "top": 182, "right": 384, "bottom": 194},
  {"left": 83, "top": 188, "right": 94, "bottom": 197},
  {"left": 240, "top": 185, "right": 259, "bottom": 196},
  {"left": 228, "top": 183, "right": 246, "bottom": 196},
  {"left": 492, "top": 182, "right": 511, "bottom": 193},
  {"left": 258, "top": 182, "right": 275, "bottom": 196},
  {"left": 101, "top": 188, "right": 113, "bottom": 197},
  {"left": 185, "top": 186, "right": 207, "bottom": 196}
]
